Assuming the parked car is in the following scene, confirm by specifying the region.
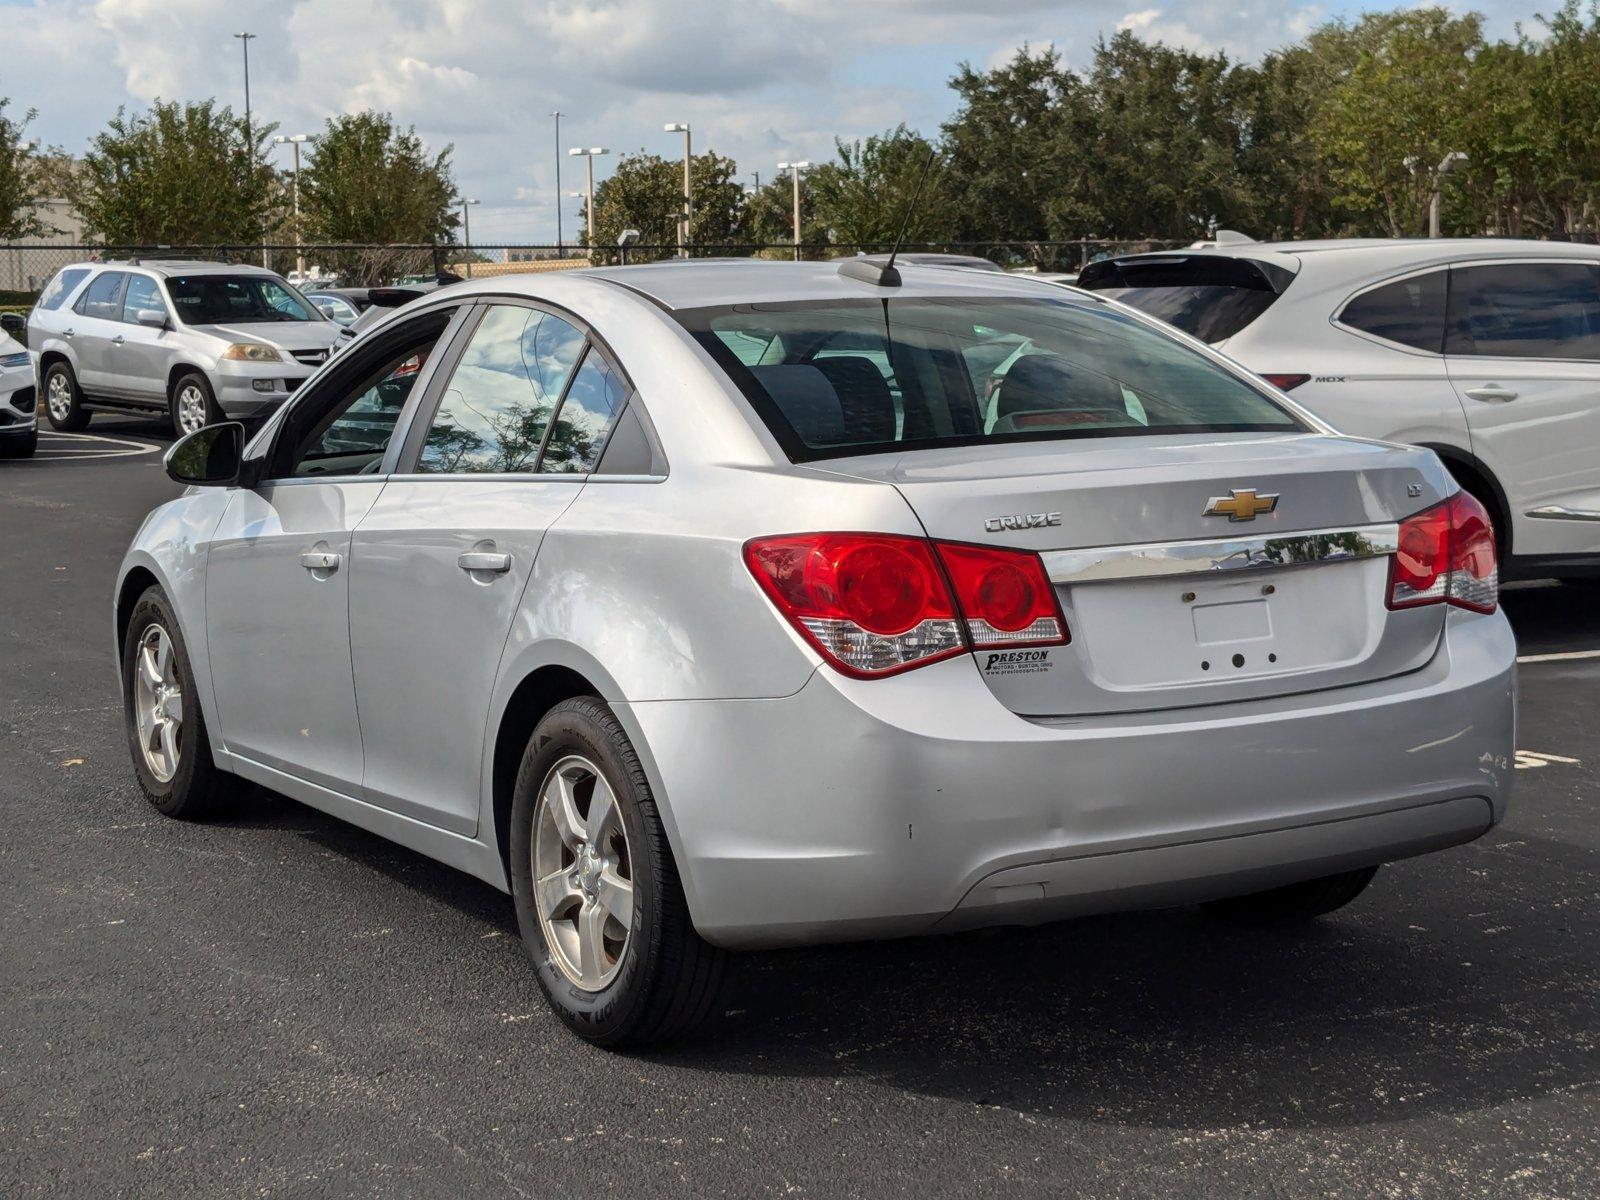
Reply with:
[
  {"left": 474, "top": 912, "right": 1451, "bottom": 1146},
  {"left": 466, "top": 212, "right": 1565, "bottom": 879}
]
[
  {"left": 0, "top": 319, "right": 36, "bottom": 458},
  {"left": 1075, "top": 238, "right": 1600, "bottom": 579},
  {"left": 305, "top": 290, "right": 364, "bottom": 326},
  {"left": 28, "top": 259, "right": 343, "bottom": 437},
  {"left": 117, "top": 260, "right": 1514, "bottom": 1047}
]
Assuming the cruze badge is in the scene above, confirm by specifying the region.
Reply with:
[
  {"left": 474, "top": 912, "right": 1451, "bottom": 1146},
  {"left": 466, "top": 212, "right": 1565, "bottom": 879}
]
[
  {"left": 1204, "top": 488, "right": 1279, "bottom": 522},
  {"left": 984, "top": 511, "right": 1062, "bottom": 533}
]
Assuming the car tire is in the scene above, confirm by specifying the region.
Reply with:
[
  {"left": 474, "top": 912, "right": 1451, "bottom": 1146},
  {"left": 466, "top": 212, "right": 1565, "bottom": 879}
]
[
  {"left": 1201, "top": 866, "right": 1379, "bottom": 925},
  {"left": 0, "top": 429, "right": 36, "bottom": 458},
  {"left": 43, "top": 360, "right": 91, "bottom": 431},
  {"left": 170, "top": 372, "right": 220, "bottom": 437},
  {"left": 121, "top": 585, "right": 228, "bottom": 820},
  {"left": 510, "top": 697, "right": 726, "bottom": 1048}
]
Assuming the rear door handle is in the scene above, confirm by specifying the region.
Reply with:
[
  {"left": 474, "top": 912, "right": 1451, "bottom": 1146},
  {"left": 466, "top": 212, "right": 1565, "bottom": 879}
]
[
  {"left": 1464, "top": 385, "right": 1518, "bottom": 402},
  {"left": 110, "top": 335, "right": 124, "bottom": 346},
  {"left": 300, "top": 550, "right": 342, "bottom": 572},
  {"left": 458, "top": 551, "right": 512, "bottom": 574}
]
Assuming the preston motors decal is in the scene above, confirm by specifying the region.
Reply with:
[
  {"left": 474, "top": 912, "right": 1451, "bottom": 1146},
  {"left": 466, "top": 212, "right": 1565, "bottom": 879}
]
[{"left": 983, "top": 648, "right": 1054, "bottom": 677}]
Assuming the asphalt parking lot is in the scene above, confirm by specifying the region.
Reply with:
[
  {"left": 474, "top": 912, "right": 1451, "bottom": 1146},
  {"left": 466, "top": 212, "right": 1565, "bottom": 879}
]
[{"left": 2, "top": 416, "right": 1597, "bottom": 1199}]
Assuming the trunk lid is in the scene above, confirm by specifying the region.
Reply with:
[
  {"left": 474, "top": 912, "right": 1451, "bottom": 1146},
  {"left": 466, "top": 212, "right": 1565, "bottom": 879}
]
[{"left": 812, "top": 433, "right": 1448, "bottom": 716}]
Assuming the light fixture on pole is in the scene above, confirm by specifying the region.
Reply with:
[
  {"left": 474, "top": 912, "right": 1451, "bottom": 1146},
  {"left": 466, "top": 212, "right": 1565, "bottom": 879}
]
[
  {"left": 459, "top": 198, "right": 480, "bottom": 278},
  {"left": 568, "top": 147, "right": 609, "bottom": 252},
  {"left": 233, "top": 32, "right": 264, "bottom": 266},
  {"left": 272, "top": 134, "right": 312, "bottom": 282},
  {"left": 550, "top": 110, "right": 563, "bottom": 257},
  {"left": 777, "top": 161, "right": 811, "bottom": 261},
  {"left": 663, "top": 123, "right": 691, "bottom": 258},
  {"left": 1428, "top": 151, "right": 1468, "bottom": 238}
]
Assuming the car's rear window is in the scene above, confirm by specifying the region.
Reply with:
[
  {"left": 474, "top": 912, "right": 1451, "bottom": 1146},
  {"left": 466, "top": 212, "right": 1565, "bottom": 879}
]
[
  {"left": 1076, "top": 255, "right": 1294, "bottom": 343},
  {"left": 677, "top": 296, "right": 1304, "bottom": 462}
]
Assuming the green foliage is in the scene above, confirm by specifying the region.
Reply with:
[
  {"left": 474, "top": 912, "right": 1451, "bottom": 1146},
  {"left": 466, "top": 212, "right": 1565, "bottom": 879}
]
[
  {"left": 0, "top": 98, "right": 62, "bottom": 240},
  {"left": 582, "top": 149, "right": 745, "bottom": 261},
  {"left": 807, "top": 125, "right": 951, "bottom": 245},
  {"left": 71, "top": 99, "right": 279, "bottom": 244}
]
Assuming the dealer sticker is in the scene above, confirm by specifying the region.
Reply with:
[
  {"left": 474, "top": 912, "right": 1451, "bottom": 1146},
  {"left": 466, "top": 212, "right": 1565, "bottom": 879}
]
[{"left": 982, "top": 649, "right": 1054, "bottom": 676}]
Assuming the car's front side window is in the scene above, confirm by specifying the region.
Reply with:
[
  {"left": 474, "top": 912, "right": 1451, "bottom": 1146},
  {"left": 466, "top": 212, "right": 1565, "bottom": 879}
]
[
  {"left": 1446, "top": 262, "right": 1600, "bottom": 360},
  {"left": 120, "top": 275, "right": 167, "bottom": 324},
  {"left": 415, "top": 304, "right": 586, "bottom": 475}
]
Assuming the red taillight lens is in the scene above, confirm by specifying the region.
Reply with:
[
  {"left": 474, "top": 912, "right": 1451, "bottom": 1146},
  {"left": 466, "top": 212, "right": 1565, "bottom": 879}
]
[
  {"left": 935, "top": 542, "right": 1069, "bottom": 648},
  {"left": 744, "top": 534, "right": 966, "bottom": 677},
  {"left": 1262, "top": 373, "right": 1310, "bottom": 392},
  {"left": 1387, "top": 492, "right": 1498, "bottom": 614}
]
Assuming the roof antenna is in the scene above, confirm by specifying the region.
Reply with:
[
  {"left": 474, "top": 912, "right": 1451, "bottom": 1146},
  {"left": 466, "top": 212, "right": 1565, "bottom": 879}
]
[{"left": 838, "top": 146, "right": 938, "bottom": 288}]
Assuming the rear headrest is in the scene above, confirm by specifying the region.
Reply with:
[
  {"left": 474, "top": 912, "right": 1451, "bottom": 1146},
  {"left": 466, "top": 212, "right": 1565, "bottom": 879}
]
[
  {"left": 996, "top": 353, "right": 1124, "bottom": 420},
  {"left": 810, "top": 355, "right": 896, "bottom": 443},
  {"left": 749, "top": 357, "right": 896, "bottom": 446}
]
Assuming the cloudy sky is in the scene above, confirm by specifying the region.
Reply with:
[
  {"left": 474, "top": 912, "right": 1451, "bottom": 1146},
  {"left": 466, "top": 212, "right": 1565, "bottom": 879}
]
[{"left": 1, "top": 0, "right": 1539, "bottom": 244}]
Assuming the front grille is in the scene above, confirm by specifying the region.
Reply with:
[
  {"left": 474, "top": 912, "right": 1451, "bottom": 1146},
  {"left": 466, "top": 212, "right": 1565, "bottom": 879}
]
[{"left": 290, "top": 349, "right": 330, "bottom": 367}]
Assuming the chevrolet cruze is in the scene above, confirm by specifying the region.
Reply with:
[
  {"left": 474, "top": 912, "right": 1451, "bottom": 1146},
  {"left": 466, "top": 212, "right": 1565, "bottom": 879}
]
[{"left": 115, "top": 260, "right": 1516, "bottom": 1046}]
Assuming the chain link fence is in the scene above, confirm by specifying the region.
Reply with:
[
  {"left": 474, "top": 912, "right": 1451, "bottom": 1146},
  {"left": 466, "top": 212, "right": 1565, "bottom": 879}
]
[{"left": 0, "top": 239, "right": 1192, "bottom": 308}]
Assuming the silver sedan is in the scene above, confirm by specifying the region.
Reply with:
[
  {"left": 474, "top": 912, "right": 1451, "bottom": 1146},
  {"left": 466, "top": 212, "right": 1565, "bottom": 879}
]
[{"left": 115, "top": 260, "right": 1516, "bottom": 1046}]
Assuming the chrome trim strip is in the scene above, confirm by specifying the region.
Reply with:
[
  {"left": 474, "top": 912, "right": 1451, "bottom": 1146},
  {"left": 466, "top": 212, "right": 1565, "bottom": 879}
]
[
  {"left": 1042, "top": 523, "right": 1400, "bottom": 585},
  {"left": 1526, "top": 505, "right": 1600, "bottom": 523}
]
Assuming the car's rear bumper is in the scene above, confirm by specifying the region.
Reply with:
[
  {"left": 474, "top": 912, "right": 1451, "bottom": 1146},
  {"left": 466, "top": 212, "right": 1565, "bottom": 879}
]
[{"left": 623, "top": 609, "right": 1516, "bottom": 950}]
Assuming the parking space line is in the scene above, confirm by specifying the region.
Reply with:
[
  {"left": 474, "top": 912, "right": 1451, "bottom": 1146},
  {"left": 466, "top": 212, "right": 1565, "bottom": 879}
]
[
  {"left": 31, "top": 431, "right": 160, "bottom": 461},
  {"left": 1516, "top": 649, "right": 1600, "bottom": 664}
]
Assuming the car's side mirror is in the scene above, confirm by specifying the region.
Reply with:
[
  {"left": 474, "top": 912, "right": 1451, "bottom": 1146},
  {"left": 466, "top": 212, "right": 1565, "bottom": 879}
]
[
  {"left": 135, "top": 308, "right": 169, "bottom": 329},
  {"left": 165, "top": 422, "right": 246, "bottom": 487},
  {"left": 0, "top": 312, "right": 25, "bottom": 336}
]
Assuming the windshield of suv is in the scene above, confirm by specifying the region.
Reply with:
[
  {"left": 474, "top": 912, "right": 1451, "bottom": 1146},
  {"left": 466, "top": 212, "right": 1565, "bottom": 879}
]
[
  {"left": 167, "top": 275, "right": 319, "bottom": 325},
  {"left": 677, "top": 295, "right": 1304, "bottom": 462}
]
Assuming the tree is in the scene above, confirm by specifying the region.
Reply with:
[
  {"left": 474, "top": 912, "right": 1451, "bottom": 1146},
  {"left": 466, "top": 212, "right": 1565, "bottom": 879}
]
[
  {"left": 0, "top": 98, "right": 62, "bottom": 240},
  {"left": 581, "top": 150, "right": 745, "bottom": 262},
  {"left": 71, "top": 99, "right": 278, "bottom": 245},
  {"left": 299, "top": 112, "right": 458, "bottom": 284},
  {"left": 807, "top": 125, "right": 951, "bottom": 247}
]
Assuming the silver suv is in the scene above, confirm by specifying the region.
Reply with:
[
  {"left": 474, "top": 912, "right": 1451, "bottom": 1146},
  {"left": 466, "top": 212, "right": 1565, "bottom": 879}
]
[{"left": 28, "top": 259, "right": 342, "bottom": 436}]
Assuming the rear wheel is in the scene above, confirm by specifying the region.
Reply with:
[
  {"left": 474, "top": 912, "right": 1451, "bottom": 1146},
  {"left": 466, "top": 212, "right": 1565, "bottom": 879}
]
[
  {"left": 1201, "top": 866, "right": 1379, "bottom": 925},
  {"left": 0, "top": 429, "right": 36, "bottom": 458},
  {"left": 170, "top": 372, "right": 220, "bottom": 437},
  {"left": 43, "top": 361, "right": 90, "bottom": 431},
  {"left": 510, "top": 697, "right": 725, "bottom": 1048}
]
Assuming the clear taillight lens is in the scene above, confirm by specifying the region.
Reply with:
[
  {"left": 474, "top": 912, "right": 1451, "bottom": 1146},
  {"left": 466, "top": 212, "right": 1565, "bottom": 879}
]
[
  {"left": 1387, "top": 492, "right": 1498, "bottom": 614},
  {"left": 744, "top": 534, "right": 966, "bottom": 677},
  {"left": 934, "top": 541, "right": 1069, "bottom": 649}
]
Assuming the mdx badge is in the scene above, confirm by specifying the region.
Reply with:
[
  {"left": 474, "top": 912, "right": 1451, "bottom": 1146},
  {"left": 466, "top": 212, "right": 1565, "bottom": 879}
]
[
  {"left": 1204, "top": 488, "right": 1279, "bottom": 522},
  {"left": 984, "top": 511, "right": 1062, "bottom": 533}
]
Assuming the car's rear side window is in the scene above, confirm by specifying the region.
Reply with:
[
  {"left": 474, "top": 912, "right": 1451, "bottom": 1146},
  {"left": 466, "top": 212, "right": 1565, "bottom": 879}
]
[
  {"left": 1446, "top": 262, "right": 1600, "bottom": 360},
  {"left": 74, "top": 271, "right": 126, "bottom": 319},
  {"left": 1339, "top": 270, "right": 1447, "bottom": 352},
  {"left": 1075, "top": 255, "right": 1293, "bottom": 343},
  {"left": 679, "top": 296, "right": 1304, "bottom": 463},
  {"left": 37, "top": 267, "right": 90, "bottom": 311}
]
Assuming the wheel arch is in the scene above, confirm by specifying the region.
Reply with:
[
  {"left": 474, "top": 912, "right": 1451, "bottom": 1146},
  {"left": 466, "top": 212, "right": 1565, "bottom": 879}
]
[
  {"left": 115, "top": 563, "right": 163, "bottom": 661},
  {"left": 166, "top": 361, "right": 213, "bottom": 399}
]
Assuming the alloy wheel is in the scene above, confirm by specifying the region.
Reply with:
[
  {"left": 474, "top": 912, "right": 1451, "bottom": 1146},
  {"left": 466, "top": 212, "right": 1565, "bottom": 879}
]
[
  {"left": 531, "top": 755, "right": 635, "bottom": 991},
  {"left": 176, "top": 384, "right": 209, "bottom": 435},
  {"left": 132, "top": 625, "right": 183, "bottom": 783},
  {"left": 47, "top": 371, "right": 72, "bottom": 422}
]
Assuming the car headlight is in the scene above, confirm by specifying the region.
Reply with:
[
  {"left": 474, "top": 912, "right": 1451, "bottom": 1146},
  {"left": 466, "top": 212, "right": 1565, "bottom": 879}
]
[
  {"left": 0, "top": 352, "right": 29, "bottom": 369},
  {"left": 221, "top": 342, "right": 283, "bottom": 362}
]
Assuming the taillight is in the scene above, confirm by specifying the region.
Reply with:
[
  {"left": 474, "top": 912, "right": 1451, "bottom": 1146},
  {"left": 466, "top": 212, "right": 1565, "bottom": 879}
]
[
  {"left": 743, "top": 534, "right": 966, "bottom": 677},
  {"left": 1262, "top": 373, "right": 1310, "bottom": 392},
  {"left": 1387, "top": 492, "right": 1498, "bottom": 614},
  {"left": 934, "top": 541, "right": 1069, "bottom": 648},
  {"left": 745, "top": 533, "right": 1069, "bottom": 677}
]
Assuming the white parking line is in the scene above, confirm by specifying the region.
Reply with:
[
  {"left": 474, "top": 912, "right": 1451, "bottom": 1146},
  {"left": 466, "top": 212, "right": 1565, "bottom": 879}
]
[
  {"left": 1516, "top": 649, "right": 1600, "bottom": 664},
  {"left": 32, "top": 431, "right": 159, "bottom": 461}
]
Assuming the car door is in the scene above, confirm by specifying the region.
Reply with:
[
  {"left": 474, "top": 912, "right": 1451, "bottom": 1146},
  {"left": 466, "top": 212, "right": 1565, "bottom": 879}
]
[
  {"left": 113, "top": 272, "right": 173, "bottom": 405},
  {"left": 204, "top": 307, "right": 465, "bottom": 795},
  {"left": 1443, "top": 260, "right": 1600, "bottom": 556},
  {"left": 348, "top": 300, "right": 629, "bottom": 833},
  {"left": 68, "top": 270, "right": 127, "bottom": 393}
]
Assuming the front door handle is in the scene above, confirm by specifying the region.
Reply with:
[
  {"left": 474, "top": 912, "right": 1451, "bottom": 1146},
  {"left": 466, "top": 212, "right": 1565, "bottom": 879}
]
[
  {"left": 62, "top": 328, "right": 74, "bottom": 338},
  {"left": 300, "top": 550, "right": 342, "bottom": 572},
  {"left": 458, "top": 551, "right": 512, "bottom": 574},
  {"left": 1464, "top": 385, "right": 1518, "bottom": 402}
]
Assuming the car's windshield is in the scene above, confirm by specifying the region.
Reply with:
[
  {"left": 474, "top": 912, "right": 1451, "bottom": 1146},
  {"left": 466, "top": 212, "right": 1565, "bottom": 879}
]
[
  {"left": 677, "top": 295, "right": 1304, "bottom": 462},
  {"left": 167, "top": 275, "right": 319, "bottom": 325}
]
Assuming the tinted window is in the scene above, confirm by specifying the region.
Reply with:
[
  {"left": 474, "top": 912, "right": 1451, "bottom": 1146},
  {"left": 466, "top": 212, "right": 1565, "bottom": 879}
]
[
  {"left": 290, "top": 341, "right": 441, "bottom": 478},
  {"left": 1076, "top": 256, "right": 1291, "bottom": 343},
  {"left": 1446, "top": 262, "right": 1600, "bottom": 359},
  {"left": 416, "top": 305, "right": 586, "bottom": 474},
  {"left": 167, "top": 275, "right": 316, "bottom": 324},
  {"left": 1340, "top": 271, "right": 1446, "bottom": 352},
  {"left": 679, "top": 296, "right": 1303, "bottom": 462},
  {"left": 75, "top": 271, "right": 126, "bottom": 319},
  {"left": 121, "top": 275, "right": 167, "bottom": 323},
  {"left": 37, "top": 267, "right": 90, "bottom": 311},
  {"left": 540, "top": 348, "right": 627, "bottom": 473}
]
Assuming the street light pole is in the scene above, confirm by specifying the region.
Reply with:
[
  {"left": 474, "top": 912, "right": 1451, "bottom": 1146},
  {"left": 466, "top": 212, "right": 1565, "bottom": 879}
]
[
  {"left": 273, "top": 134, "right": 312, "bottom": 281},
  {"left": 234, "top": 31, "right": 263, "bottom": 266},
  {"left": 550, "top": 110, "right": 563, "bottom": 257},
  {"left": 1428, "top": 151, "right": 1469, "bottom": 238},
  {"left": 664, "top": 123, "right": 691, "bottom": 258},
  {"left": 777, "top": 161, "right": 811, "bottom": 261},
  {"left": 568, "top": 147, "right": 609, "bottom": 256},
  {"left": 460, "top": 198, "right": 480, "bottom": 277}
]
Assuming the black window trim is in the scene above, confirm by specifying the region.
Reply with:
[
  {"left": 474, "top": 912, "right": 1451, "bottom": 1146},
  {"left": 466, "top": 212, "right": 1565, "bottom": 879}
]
[
  {"left": 391, "top": 294, "right": 652, "bottom": 480},
  {"left": 1331, "top": 264, "right": 1453, "bottom": 356},
  {"left": 1440, "top": 256, "right": 1600, "bottom": 365}
]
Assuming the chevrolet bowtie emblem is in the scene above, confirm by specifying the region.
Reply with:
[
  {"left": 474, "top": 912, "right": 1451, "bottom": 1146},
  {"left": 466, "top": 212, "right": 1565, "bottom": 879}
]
[{"left": 1204, "top": 488, "right": 1279, "bottom": 521}]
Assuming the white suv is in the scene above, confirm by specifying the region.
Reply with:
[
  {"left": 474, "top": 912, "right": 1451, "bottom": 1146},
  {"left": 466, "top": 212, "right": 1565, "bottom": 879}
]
[{"left": 1078, "top": 239, "right": 1600, "bottom": 580}]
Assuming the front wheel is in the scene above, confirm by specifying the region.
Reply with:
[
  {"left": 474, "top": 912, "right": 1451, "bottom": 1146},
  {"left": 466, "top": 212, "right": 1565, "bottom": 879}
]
[
  {"left": 170, "top": 372, "right": 220, "bottom": 437},
  {"left": 1202, "top": 866, "right": 1379, "bottom": 925},
  {"left": 43, "top": 361, "right": 90, "bottom": 431},
  {"left": 510, "top": 697, "right": 725, "bottom": 1048}
]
